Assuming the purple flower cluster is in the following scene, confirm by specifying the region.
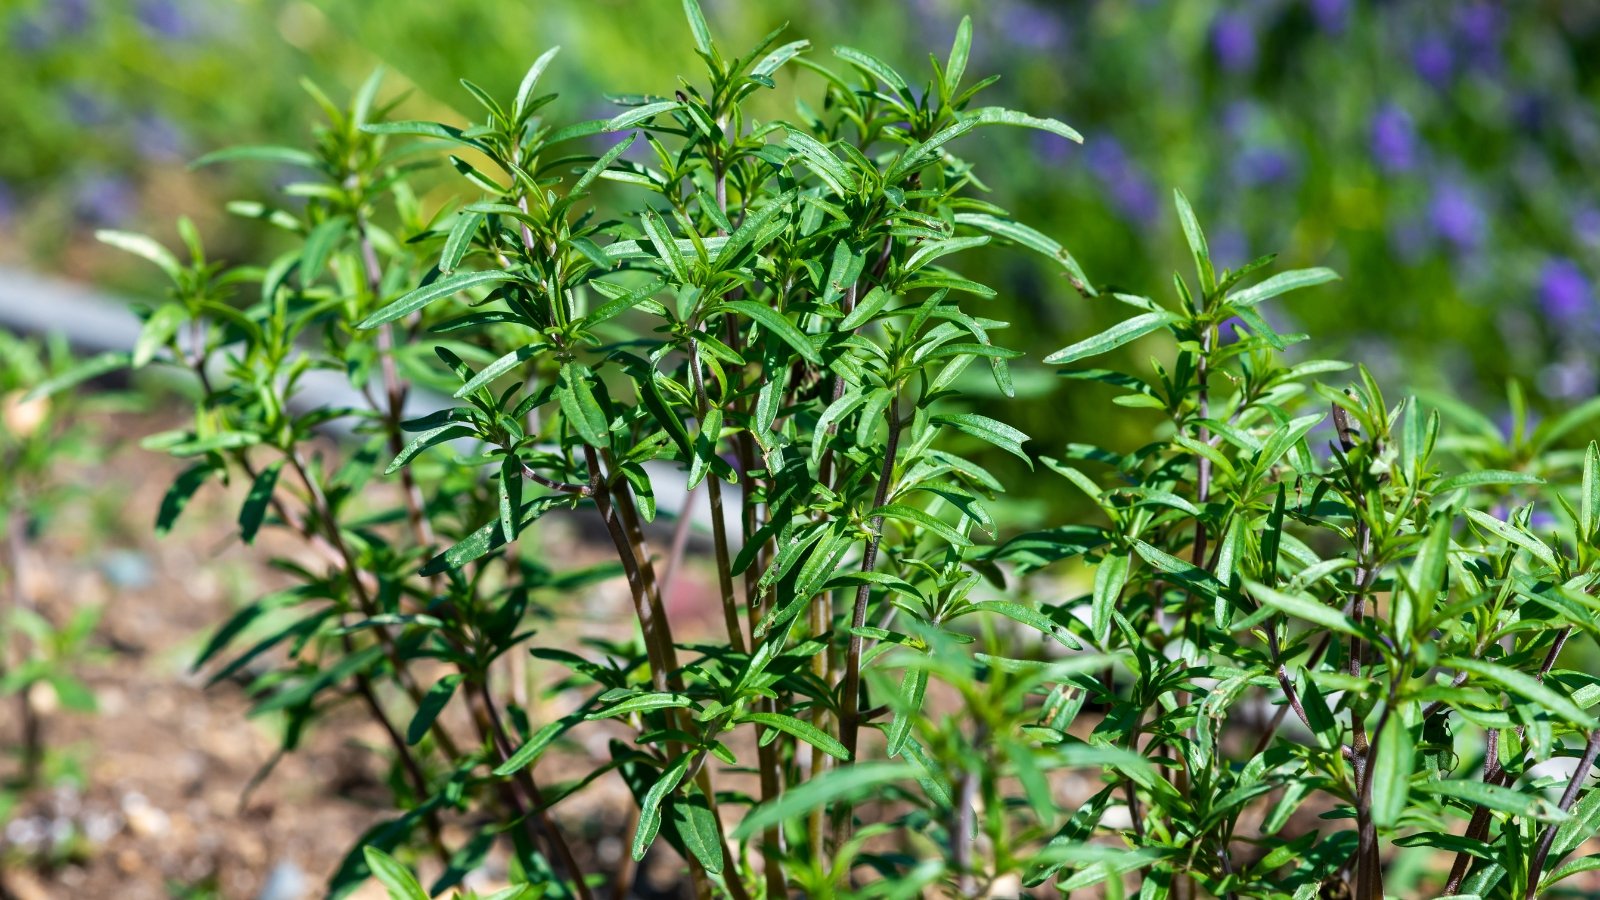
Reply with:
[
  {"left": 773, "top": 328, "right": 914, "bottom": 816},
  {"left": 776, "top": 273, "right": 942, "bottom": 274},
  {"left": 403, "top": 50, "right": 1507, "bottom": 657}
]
[
  {"left": 1409, "top": 4, "right": 1504, "bottom": 90},
  {"left": 1232, "top": 147, "right": 1296, "bottom": 186},
  {"left": 72, "top": 172, "right": 137, "bottom": 227},
  {"left": 1428, "top": 180, "right": 1487, "bottom": 253},
  {"left": 1083, "top": 137, "right": 1159, "bottom": 225},
  {"left": 1574, "top": 206, "right": 1600, "bottom": 247},
  {"left": 1308, "top": 0, "right": 1349, "bottom": 35},
  {"left": 136, "top": 0, "right": 196, "bottom": 40},
  {"left": 1538, "top": 258, "right": 1592, "bottom": 327},
  {"left": 7, "top": 0, "right": 89, "bottom": 52},
  {"left": 1210, "top": 11, "right": 1258, "bottom": 73},
  {"left": 1209, "top": 228, "right": 1251, "bottom": 272},
  {"left": 1410, "top": 33, "right": 1455, "bottom": 89},
  {"left": 131, "top": 113, "right": 189, "bottom": 163},
  {"left": 1369, "top": 104, "right": 1419, "bottom": 174},
  {"left": 996, "top": 1, "right": 1067, "bottom": 51}
]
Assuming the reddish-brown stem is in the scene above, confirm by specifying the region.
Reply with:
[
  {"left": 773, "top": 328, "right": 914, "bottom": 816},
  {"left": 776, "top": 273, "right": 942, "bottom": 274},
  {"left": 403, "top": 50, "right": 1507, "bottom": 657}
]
[
  {"left": 688, "top": 339, "right": 748, "bottom": 655},
  {"left": 835, "top": 393, "right": 902, "bottom": 844},
  {"left": 520, "top": 464, "right": 592, "bottom": 496},
  {"left": 1191, "top": 327, "right": 1213, "bottom": 567},
  {"left": 583, "top": 444, "right": 673, "bottom": 692},
  {"left": 1444, "top": 626, "right": 1576, "bottom": 891},
  {"left": 1526, "top": 729, "right": 1600, "bottom": 898},
  {"left": 657, "top": 483, "right": 698, "bottom": 599},
  {"left": 351, "top": 209, "right": 435, "bottom": 550},
  {"left": 472, "top": 683, "right": 594, "bottom": 900}
]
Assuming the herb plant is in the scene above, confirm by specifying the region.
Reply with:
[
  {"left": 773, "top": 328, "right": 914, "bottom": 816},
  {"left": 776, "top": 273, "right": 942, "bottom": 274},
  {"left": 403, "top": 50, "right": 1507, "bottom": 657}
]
[
  {"left": 2, "top": 333, "right": 109, "bottom": 823},
  {"left": 48, "top": 4, "right": 1600, "bottom": 898}
]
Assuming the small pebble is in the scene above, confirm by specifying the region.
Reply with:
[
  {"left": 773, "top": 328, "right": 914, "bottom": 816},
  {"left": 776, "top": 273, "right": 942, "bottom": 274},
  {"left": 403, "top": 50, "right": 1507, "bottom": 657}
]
[
  {"left": 256, "top": 859, "right": 308, "bottom": 900},
  {"left": 100, "top": 548, "right": 155, "bottom": 589}
]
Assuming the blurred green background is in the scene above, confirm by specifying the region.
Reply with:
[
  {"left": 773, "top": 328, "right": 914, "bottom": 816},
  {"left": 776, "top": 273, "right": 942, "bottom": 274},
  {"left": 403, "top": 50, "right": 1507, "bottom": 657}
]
[{"left": 5, "top": 0, "right": 1598, "bottom": 506}]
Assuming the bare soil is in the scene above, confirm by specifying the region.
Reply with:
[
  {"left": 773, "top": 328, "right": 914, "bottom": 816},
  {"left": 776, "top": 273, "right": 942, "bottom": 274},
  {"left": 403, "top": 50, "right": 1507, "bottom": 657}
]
[{"left": 0, "top": 407, "right": 712, "bottom": 899}]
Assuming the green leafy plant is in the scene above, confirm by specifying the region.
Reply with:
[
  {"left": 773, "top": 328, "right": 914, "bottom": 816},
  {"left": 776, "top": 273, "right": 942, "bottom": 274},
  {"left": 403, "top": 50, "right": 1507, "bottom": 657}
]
[
  {"left": 55, "top": 3, "right": 1600, "bottom": 898},
  {"left": 1, "top": 333, "right": 110, "bottom": 827}
]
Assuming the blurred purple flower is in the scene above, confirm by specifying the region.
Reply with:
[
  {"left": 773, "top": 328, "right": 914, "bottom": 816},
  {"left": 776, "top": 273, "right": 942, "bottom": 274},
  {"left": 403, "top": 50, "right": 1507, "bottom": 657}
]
[
  {"left": 1369, "top": 104, "right": 1419, "bottom": 174},
  {"left": 1209, "top": 228, "right": 1250, "bottom": 271},
  {"left": 136, "top": 0, "right": 194, "bottom": 39},
  {"left": 1387, "top": 217, "right": 1429, "bottom": 264},
  {"left": 1411, "top": 33, "right": 1455, "bottom": 88},
  {"left": 1083, "top": 137, "right": 1159, "bottom": 225},
  {"left": 1308, "top": 0, "right": 1348, "bottom": 34},
  {"left": 1232, "top": 147, "right": 1296, "bottom": 186},
  {"left": 72, "top": 172, "right": 137, "bottom": 227},
  {"left": 1221, "top": 100, "right": 1260, "bottom": 138},
  {"left": 8, "top": 0, "right": 90, "bottom": 51},
  {"left": 8, "top": 16, "right": 50, "bottom": 52},
  {"left": 910, "top": 0, "right": 953, "bottom": 50},
  {"left": 0, "top": 180, "right": 15, "bottom": 224},
  {"left": 1573, "top": 205, "right": 1600, "bottom": 246},
  {"left": 1032, "top": 130, "right": 1074, "bottom": 164},
  {"left": 1540, "top": 359, "right": 1596, "bottom": 400},
  {"left": 1453, "top": 3, "right": 1500, "bottom": 54},
  {"left": 1210, "top": 12, "right": 1258, "bottom": 73},
  {"left": 1538, "top": 258, "right": 1592, "bottom": 325},
  {"left": 63, "top": 88, "right": 112, "bottom": 127},
  {"left": 56, "top": 0, "right": 90, "bottom": 32},
  {"left": 1428, "top": 180, "right": 1486, "bottom": 252},
  {"left": 131, "top": 112, "right": 188, "bottom": 162},
  {"left": 1511, "top": 93, "right": 1547, "bottom": 132},
  {"left": 997, "top": 2, "right": 1066, "bottom": 50}
]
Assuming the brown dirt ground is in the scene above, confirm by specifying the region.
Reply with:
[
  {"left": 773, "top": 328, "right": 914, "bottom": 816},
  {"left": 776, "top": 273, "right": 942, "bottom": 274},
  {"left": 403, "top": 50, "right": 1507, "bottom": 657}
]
[{"left": 0, "top": 406, "right": 715, "bottom": 899}]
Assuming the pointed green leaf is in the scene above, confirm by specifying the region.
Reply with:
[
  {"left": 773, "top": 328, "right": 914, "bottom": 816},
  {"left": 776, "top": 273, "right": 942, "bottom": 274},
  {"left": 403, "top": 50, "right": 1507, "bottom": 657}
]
[
  {"left": 1246, "top": 581, "right": 1357, "bottom": 636},
  {"left": 406, "top": 674, "right": 463, "bottom": 745},
  {"left": 514, "top": 46, "right": 561, "bottom": 119},
  {"left": 1444, "top": 656, "right": 1596, "bottom": 727},
  {"left": 1223, "top": 267, "right": 1340, "bottom": 308},
  {"left": 359, "top": 270, "right": 518, "bottom": 329},
  {"left": 97, "top": 230, "right": 181, "bottom": 280},
  {"left": 1092, "top": 553, "right": 1129, "bottom": 644},
  {"left": 362, "top": 846, "right": 428, "bottom": 900},
  {"left": 717, "top": 300, "right": 820, "bottom": 364},
  {"left": 1173, "top": 189, "right": 1214, "bottom": 295},
  {"left": 632, "top": 754, "right": 692, "bottom": 861},
  {"left": 871, "top": 503, "right": 973, "bottom": 548},
  {"left": 238, "top": 459, "right": 283, "bottom": 545},
  {"left": 1463, "top": 508, "right": 1560, "bottom": 571},
  {"left": 732, "top": 761, "right": 910, "bottom": 840},
  {"left": 605, "top": 101, "right": 684, "bottom": 132},
  {"left": 1372, "top": 715, "right": 1414, "bottom": 827},
  {"left": 962, "top": 106, "right": 1082, "bottom": 142},
  {"left": 931, "top": 412, "right": 1031, "bottom": 467},
  {"left": 743, "top": 712, "right": 850, "bottom": 760},
  {"left": 1043, "top": 312, "right": 1176, "bottom": 365}
]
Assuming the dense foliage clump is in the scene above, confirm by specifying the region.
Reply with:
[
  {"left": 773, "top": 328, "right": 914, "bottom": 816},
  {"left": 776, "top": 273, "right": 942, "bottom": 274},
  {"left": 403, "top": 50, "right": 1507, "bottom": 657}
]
[{"left": 39, "top": 4, "right": 1600, "bottom": 898}]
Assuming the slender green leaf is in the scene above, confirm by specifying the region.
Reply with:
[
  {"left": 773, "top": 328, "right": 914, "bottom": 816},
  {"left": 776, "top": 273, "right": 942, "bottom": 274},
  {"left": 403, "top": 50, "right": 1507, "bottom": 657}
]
[
  {"left": 733, "top": 762, "right": 910, "bottom": 839},
  {"left": 717, "top": 300, "right": 820, "bottom": 364},
  {"left": 359, "top": 270, "right": 517, "bottom": 329},
  {"left": 743, "top": 712, "right": 850, "bottom": 760},
  {"left": 362, "top": 847, "right": 428, "bottom": 900},
  {"left": 1223, "top": 267, "right": 1340, "bottom": 308},
  {"left": 238, "top": 459, "right": 283, "bottom": 544},
  {"left": 931, "top": 412, "right": 1031, "bottom": 467},
  {"left": 1044, "top": 312, "right": 1176, "bottom": 365}
]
